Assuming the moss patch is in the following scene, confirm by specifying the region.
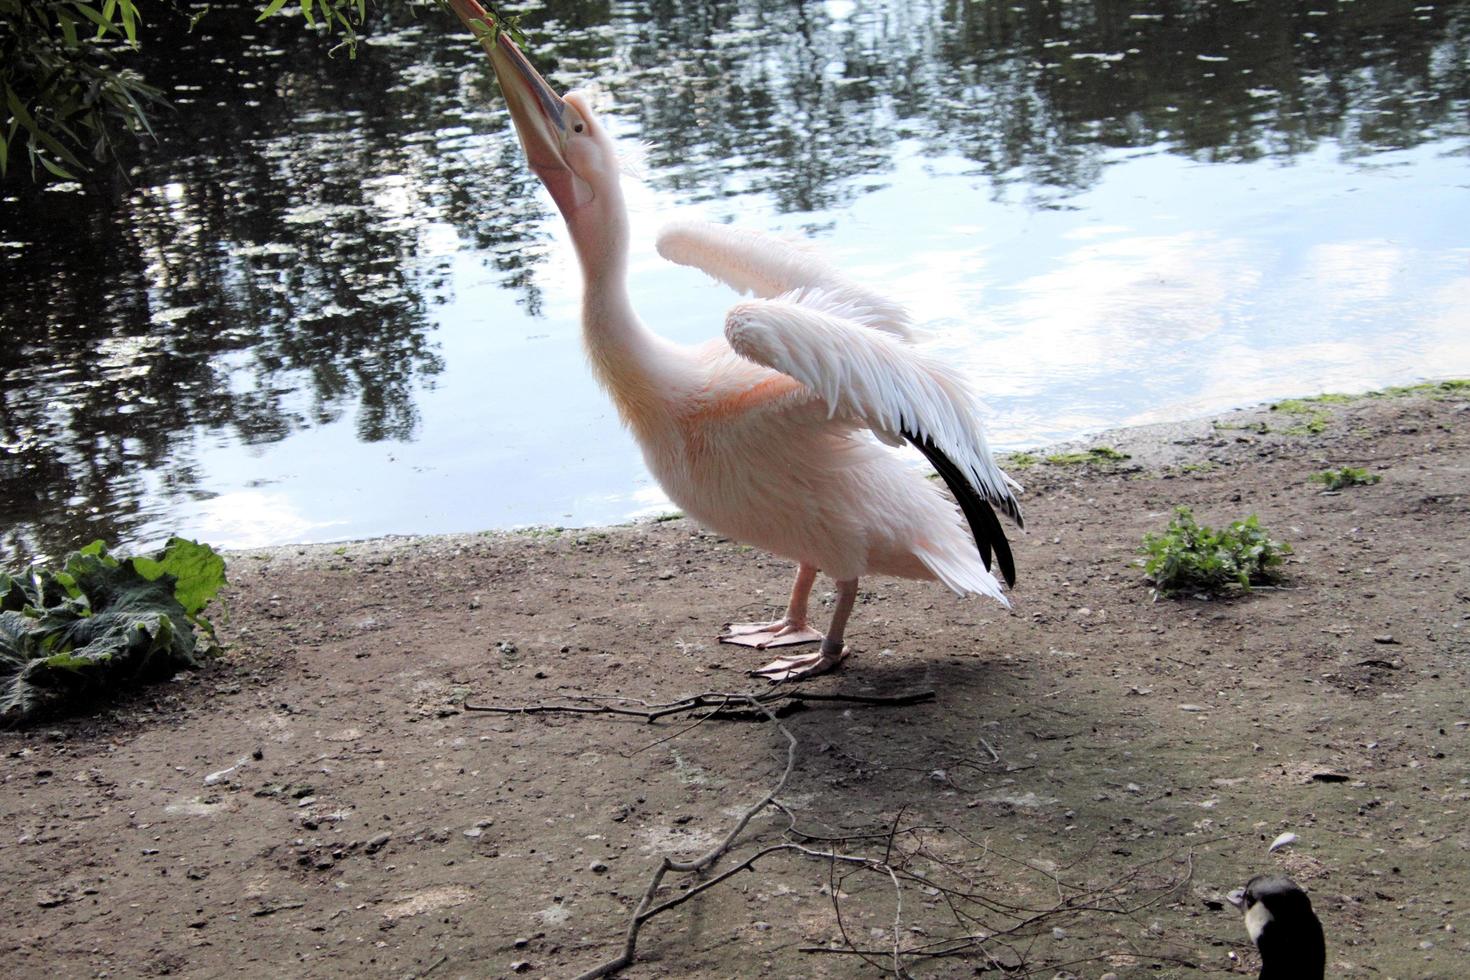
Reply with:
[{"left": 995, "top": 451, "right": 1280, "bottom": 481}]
[{"left": 1045, "top": 446, "right": 1130, "bottom": 466}]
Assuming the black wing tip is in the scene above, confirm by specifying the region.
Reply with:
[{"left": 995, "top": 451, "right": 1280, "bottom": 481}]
[{"left": 904, "top": 431, "right": 1018, "bottom": 588}]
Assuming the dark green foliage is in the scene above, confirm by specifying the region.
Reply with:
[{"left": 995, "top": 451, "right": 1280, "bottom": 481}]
[
  {"left": 1, "top": 0, "right": 375, "bottom": 183},
  {"left": 0, "top": 0, "right": 162, "bottom": 179},
  {"left": 0, "top": 538, "right": 227, "bottom": 724},
  {"left": 1310, "top": 467, "right": 1381, "bottom": 491},
  {"left": 257, "top": 0, "right": 370, "bottom": 53},
  {"left": 1140, "top": 507, "right": 1290, "bottom": 595}
]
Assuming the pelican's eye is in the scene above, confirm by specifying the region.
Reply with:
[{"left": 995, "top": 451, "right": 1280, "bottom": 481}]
[{"left": 573, "top": 123, "right": 585, "bottom": 133}]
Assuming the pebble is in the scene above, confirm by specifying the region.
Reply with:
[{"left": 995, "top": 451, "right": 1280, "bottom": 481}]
[
  {"left": 1179, "top": 704, "right": 1205, "bottom": 712},
  {"left": 365, "top": 832, "right": 391, "bottom": 854},
  {"left": 589, "top": 860, "right": 609, "bottom": 873},
  {"left": 1269, "top": 832, "right": 1299, "bottom": 853}
]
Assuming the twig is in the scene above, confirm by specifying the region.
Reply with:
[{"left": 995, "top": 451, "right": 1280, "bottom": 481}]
[
  {"left": 885, "top": 862, "right": 907, "bottom": 978},
  {"left": 464, "top": 687, "right": 934, "bottom": 722}
]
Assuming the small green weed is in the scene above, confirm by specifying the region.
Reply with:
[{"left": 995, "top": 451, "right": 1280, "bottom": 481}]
[
  {"left": 1278, "top": 393, "right": 1354, "bottom": 408},
  {"left": 1140, "top": 507, "right": 1291, "bottom": 596},
  {"left": 1000, "top": 451, "right": 1041, "bottom": 470},
  {"left": 1269, "top": 399, "right": 1333, "bottom": 435},
  {"left": 1287, "top": 413, "right": 1330, "bottom": 435},
  {"left": 652, "top": 511, "right": 685, "bottom": 523},
  {"left": 1310, "top": 467, "right": 1381, "bottom": 491},
  {"left": 1373, "top": 379, "right": 1470, "bottom": 398},
  {"left": 1046, "top": 446, "right": 1130, "bottom": 466}
]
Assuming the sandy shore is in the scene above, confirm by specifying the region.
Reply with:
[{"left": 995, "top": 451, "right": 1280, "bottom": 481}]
[{"left": 2, "top": 385, "right": 1467, "bottom": 978}]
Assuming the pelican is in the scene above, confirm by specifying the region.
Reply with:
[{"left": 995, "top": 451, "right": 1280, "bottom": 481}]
[{"left": 449, "top": 2, "right": 1022, "bottom": 680}]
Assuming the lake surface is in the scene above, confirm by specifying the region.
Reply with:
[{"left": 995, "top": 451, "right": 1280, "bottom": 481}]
[{"left": 3, "top": 0, "right": 1468, "bottom": 563}]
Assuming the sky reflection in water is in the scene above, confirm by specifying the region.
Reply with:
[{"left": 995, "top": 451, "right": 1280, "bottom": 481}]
[{"left": 2, "top": 0, "right": 1468, "bottom": 561}]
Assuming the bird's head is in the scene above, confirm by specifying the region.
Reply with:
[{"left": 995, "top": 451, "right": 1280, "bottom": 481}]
[
  {"left": 448, "top": 0, "right": 625, "bottom": 265},
  {"left": 1228, "top": 875, "right": 1326, "bottom": 978}
]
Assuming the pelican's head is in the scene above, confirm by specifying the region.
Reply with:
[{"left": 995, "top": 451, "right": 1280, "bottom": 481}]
[{"left": 448, "top": 0, "right": 625, "bottom": 264}]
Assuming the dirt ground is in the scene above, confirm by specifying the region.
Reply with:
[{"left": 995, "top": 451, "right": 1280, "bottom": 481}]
[{"left": 3, "top": 388, "right": 1468, "bottom": 979}]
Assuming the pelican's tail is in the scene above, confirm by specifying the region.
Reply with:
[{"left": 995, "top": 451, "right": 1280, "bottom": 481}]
[{"left": 917, "top": 544, "right": 1010, "bottom": 606}]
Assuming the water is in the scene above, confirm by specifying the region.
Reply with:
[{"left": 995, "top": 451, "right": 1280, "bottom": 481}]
[{"left": 3, "top": 0, "right": 1468, "bottom": 563}]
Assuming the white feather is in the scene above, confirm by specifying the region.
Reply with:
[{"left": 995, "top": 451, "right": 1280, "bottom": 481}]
[{"left": 657, "top": 220, "right": 913, "bottom": 339}]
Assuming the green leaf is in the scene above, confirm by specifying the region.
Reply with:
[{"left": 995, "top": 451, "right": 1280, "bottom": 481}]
[
  {"left": 132, "top": 537, "right": 228, "bottom": 620},
  {"left": 38, "top": 154, "right": 79, "bottom": 180},
  {"left": 257, "top": 0, "right": 290, "bottom": 23},
  {"left": 57, "top": 10, "right": 79, "bottom": 46},
  {"left": 71, "top": 2, "right": 120, "bottom": 38},
  {"left": 118, "top": 0, "right": 137, "bottom": 45},
  {"left": 5, "top": 86, "right": 40, "bottom": 138}
]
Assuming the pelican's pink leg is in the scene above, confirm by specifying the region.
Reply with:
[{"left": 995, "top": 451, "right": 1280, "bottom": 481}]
[
  {"left": 751, "top": 578, "right": 856, "bottom": 682},
  {"left": 719, "top": 562, "right": 825, "bottom": 648}
]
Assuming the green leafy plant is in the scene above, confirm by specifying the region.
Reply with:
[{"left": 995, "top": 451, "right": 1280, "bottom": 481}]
[
  {"left": 1310, "top": 467, "right": 1380, "bottom": 491},
  {"left": 0, "top": 537, "right": 227, "bottom": 724},
  {"left": 1139, "top": 507, "right": 1290, "bottom": 596}
]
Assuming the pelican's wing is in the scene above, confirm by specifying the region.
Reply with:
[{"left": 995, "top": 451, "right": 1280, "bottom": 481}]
[
  {"left": 725, "top": 291, "right": 1023, "bottom": 584},
  {"left": 657, "top": 220, "right": 911, "bottom": 339}
]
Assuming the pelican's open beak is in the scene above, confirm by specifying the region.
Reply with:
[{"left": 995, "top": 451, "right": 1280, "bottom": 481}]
[{"left": 446, "top": 0, "right": 593, "bottom": 214}]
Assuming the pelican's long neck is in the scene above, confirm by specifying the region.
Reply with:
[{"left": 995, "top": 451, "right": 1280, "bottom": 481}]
[{"left": 568, "top": 188, "right": 679, "bottom": 436}]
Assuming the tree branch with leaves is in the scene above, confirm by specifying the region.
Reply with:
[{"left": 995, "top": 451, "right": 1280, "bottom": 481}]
[{"left": 0, "top": 0, "right": 163, "bottom": 179}]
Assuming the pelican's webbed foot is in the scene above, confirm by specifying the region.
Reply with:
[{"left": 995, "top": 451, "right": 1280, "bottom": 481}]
[
  {"left": 718, "top": 619, "right": 823, "bottom": 649},
  {"left": 749, "top": 645, "right": 849, "bottom": 683}
]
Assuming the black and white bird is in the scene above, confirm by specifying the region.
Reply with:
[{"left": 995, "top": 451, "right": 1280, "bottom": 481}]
[{"left": 1228, "top": 875, "right": 1326, "bottom": 979}]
